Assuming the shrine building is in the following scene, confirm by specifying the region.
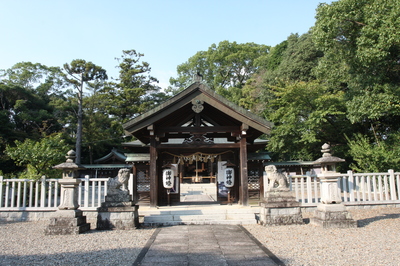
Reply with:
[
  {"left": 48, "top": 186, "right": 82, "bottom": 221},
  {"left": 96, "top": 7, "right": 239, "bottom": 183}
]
[{"left": 122, "top": 80, "right": 272, "bottom": 207}]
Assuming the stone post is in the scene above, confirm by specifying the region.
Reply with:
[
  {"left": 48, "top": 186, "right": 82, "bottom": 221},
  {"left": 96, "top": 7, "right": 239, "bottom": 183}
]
[
  {"left": 44, "top": 150, "right": 90, "bottom": 235},
  {"left": 310, "top": 143, "right": 357, "bottom": 228}
]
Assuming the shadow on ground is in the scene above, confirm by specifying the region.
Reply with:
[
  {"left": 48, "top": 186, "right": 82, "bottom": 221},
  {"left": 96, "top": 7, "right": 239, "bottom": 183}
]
[{"left": 357, "top": 213, "right": 400, "bottom": 227}]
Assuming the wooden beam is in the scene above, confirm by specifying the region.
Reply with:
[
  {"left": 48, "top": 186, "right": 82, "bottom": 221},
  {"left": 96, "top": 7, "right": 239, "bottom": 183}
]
[
  {"left": 149, "top": 136, "right": 158, "bottom": 207},
  {"left": 156, "top": 126, "right": 239, "bottom": 134},
  {"left": 156, "top": 143, "right": 240, "bottom": 149},
  {"left": 239, "top": 136, "right": 249, "bottom": 206}
]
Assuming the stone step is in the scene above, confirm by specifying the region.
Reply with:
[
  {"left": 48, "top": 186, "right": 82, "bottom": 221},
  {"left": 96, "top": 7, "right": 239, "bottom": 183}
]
[{"left": 140, "top": 205, "right": 259, "bottom": 226}]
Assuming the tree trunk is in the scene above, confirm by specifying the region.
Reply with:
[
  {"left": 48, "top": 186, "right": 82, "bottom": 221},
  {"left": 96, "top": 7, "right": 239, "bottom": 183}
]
[{"left": 75, "top": 75, "right": 83, "bottom": 164}]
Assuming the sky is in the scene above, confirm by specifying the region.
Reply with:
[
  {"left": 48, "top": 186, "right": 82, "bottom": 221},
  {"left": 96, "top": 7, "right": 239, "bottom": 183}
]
[{"left": 0, "top": 0, "right": 333, "bottom": 89}]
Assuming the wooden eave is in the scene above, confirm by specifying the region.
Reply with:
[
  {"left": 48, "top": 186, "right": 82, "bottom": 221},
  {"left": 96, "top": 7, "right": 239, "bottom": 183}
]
[{"left": 123, "top": 82, "right": 272, "bottom": 145}]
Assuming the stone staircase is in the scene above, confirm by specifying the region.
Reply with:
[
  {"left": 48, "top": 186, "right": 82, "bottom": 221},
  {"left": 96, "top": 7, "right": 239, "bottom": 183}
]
[
  {"left": 139, "top": 204, "right": 259, "bottom": 226},
  {"left": 139, "top": 183, "right": 259, "bottom": 226}
]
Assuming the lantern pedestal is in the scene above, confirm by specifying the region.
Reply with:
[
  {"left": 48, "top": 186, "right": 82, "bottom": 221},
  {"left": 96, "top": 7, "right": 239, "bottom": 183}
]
[
  {"left": 45, "top": 179, "right": 91, "bottom": 235},
  {"left": 97, "top": 185, "right": 139, "bottom": 230},
  {"left": 45, "top": 209, "right": 91, "bottom": 235},
  {"left": 310, "top": 203, "right": 357, "bottom": 228},
  {"left": 259, "top": 190, "right": 303, "bottom": 226}
]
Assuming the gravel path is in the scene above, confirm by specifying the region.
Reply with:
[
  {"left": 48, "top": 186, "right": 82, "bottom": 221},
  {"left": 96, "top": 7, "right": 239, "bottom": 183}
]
[
  {"left": 1, "top": 207, "right": 399, "bottom": 265},
  {"left": 0, "top": 222, "right": 155, "bottom": 265},
  {"left": 244, "top": 207, "right": 400, "bottom": 266}
]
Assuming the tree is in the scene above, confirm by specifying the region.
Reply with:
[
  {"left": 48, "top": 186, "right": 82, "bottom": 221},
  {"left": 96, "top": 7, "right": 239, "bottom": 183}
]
[
  {"left": 99, "top": 50, "right": 165, "bottom": 122},
  {"left": 0, "top": 62, "right": 66, "bottom": 95},
  {"left": 313, "top": 0, "right": 400, "bottom": 171},
  {"left": 63, "top": 60, "right": 108, "bottom": 164},
  {"left": 346, "top": 133, "right": 400, "bottom": 172},
  {"left": 83, "top": 81, "right": 125, "bottom": 164},
  {"left": 5, "top": 133, "right": 69, "bottom": 179},
  {"left": 169, "top": 41, "right": 269, "bottom": 105},
  {"left": 263, "top": 80, "right": 351, "bottom": 161}
]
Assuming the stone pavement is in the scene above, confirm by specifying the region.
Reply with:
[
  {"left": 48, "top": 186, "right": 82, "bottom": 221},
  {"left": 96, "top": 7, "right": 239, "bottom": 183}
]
[{"left": 133, "top": 224, "right": 284, "bottom": 266}]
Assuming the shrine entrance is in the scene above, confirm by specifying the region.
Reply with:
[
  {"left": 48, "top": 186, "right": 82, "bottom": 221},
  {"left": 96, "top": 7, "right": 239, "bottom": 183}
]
[{"left": 123, "top": 79, "right": 272, "bottom": 207}]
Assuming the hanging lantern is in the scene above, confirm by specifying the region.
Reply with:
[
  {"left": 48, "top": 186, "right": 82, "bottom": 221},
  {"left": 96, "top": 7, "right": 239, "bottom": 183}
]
[
  {"left": 224, "top": 167, "right": 235, "bottom": 188},
  {"left": 163, "top": 168, "right": 175, "bottom": 189}
]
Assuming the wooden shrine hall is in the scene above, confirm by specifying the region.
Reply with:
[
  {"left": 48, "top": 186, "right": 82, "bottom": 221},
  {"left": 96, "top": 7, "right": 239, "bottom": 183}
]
[{"left": 123, "top": 79, "right": 272, "bottom": 207}]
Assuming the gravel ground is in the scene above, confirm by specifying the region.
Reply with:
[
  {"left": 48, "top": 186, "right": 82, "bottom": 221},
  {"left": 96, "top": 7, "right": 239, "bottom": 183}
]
[
  {"left": 244, "top": 206, "right": 400, "bottom": 266},
  {"left": 1, "top": 207, "right": 399, "bottom": 266},
  {"left": 0, "top": 222, "right": 155, "bottom": 266}
]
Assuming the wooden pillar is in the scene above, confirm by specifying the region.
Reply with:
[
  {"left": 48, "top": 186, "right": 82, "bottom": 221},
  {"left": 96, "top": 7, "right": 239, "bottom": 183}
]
[
  {"left": 239, "top": 136, "right": 248, "bottom": 206},
  {"left": 149, "top": 129, "right": 158, "bottom": 207},
  {"left": 132, "top": 163, "right": 138, "bottom": 203}
]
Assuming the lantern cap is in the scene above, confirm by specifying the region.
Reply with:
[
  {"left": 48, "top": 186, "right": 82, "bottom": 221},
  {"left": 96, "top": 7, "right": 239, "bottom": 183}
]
[
  {"left": 314, "top": 143, "right": 345, "bottom": 164},
  {"left": 53, "top": 150, "right": 86, "bottom": 170}
]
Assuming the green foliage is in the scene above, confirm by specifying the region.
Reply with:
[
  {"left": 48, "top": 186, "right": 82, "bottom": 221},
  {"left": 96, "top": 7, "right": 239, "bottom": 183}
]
[
  {"left": 264, "top": 80, "right": 350, "bottom": 161},
  {"left": 99, "top": 50, "right": 165, "bottom": 122},
  {"left": 63, "top": 59, "right": 108, "bottom": 86},
  {"left": 346, "top": 133, "right": 400, "bottom": 172},
  {"left": 309, "top": 0, "right": 400, "bottom": 171},
  {"left": 170, "top": 41, "right": 269, "bottom": 105},
  {"left": 5, "top": 133, "right": 70, "bottom": 179},
  {"left": 313, "top": 0, "right": 400, "bottom": 84}
]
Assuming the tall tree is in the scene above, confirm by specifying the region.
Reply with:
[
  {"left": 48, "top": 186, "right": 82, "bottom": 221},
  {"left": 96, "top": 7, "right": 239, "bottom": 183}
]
[
  {"left": 313, "top": 0, "right": 400, "bottom": 171},
  {"left": 99, "top": 50, "right": 165, "bottom": 122},
  {"left": 264, "top": 80, "right": 351, "bottom": 161},
  {"left": 169, "top": 41, "right": 269, "bottom": 105},
  {"left": 63, "top": 60, "right": 108, "bottom": 164}
]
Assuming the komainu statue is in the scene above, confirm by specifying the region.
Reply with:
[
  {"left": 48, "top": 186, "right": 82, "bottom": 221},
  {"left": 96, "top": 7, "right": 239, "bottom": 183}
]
[
  {"left": 265, "top": 165, "right": 289, "bottom": 191},
  {"left": 107, "top": 168, "right": 130, "bottom": 195}
]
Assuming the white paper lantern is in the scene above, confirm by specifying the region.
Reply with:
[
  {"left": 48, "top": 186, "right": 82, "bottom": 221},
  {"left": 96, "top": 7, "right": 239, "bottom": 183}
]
[
  {"left": 224, "top": 167, "right": 234, "bottom": 188},
  {"left": 162, "top": 169, "right": 174, "bottom": 189}
]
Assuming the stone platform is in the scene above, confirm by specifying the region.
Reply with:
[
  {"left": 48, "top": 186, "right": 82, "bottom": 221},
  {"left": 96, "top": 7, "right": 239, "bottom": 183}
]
[
  {"left": 44, "top": 210, "right": 90, "bottom": 235},
  {"left": 259, "top": 190, "right": 303, "bottom": 226},
  {"left": 97, "top": 201, "right": 139, "bottom": 230},
  {"left": 310, "top": 204, "right": 357, "bottom": 228}
]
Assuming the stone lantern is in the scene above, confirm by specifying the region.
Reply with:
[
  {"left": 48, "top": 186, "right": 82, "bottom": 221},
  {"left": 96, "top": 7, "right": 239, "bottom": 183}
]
[
  {"left": 45, "top": 150, "right": 90, "bottom": 235},
  {"left": 314, "top": 143, "right": 345, "bottom": 204},
  {"left": 310, "top": 143, "right": 357, "bottom": 228},
  {"left": 54, "top": 150, "right": 85, "bottom": 210}
]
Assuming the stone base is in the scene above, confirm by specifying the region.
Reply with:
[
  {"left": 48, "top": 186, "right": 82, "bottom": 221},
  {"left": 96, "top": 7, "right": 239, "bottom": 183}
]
[
  {"left": 259, "top": 190, "right": 303, "bottom": 226},
  {"left": 44, "top": 210, "right": 90, "bottom": 235},
  {"left": 97, "top": 203, "right": 139, "bottom": 230},
  {"left": 105, "top": 191, "right": 131, "bottom": 203},
  {"left": 310, "top": 203, "right": 357, "bottom": 228}
]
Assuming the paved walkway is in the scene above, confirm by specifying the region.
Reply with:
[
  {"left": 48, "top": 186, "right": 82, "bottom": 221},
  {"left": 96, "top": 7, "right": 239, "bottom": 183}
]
[{"left": 133, "top": 224, "right": 284, "bottom": 266}]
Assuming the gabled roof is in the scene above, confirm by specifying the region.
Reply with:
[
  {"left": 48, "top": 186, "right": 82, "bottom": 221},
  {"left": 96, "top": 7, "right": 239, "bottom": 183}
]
[
  {"left": 94, "top": 148, "right": 127, "bottom": 164},
  {"left": 123, "top": 82, "right": 272, "bottom": 144}
]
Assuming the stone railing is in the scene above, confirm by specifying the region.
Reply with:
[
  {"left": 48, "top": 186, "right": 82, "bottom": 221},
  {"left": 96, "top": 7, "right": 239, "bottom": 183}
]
[
  {"left": 0, "top": 175, "right": 134, "bottom": 211},
  {"left": 288, "top": 169, "right": 400, "bottom": 207}
]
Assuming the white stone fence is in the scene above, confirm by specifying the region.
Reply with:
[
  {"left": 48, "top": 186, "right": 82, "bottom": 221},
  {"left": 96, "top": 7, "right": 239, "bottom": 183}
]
[
  {"left": 288, "top": 169, "right": 400, "bottom": 207},
  {"left": 0, "top": 175, "right": 134, "bottom": 211},
  {"left": 1, "top": 170, "right": 400, "bottom": 211}
]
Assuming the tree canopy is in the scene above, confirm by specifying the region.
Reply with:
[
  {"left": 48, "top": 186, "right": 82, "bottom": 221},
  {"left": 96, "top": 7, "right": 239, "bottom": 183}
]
[
  {"left": 2, "top": 0, "right": 400, "bottom": 175},
  {"left": 169, "top": 41, "right": 269, "bottom": 105}
]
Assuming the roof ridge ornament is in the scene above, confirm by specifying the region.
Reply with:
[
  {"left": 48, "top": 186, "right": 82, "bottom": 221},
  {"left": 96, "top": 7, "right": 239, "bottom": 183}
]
[{"left": 193, "top": 72, "right": 203, "bottom": 82}]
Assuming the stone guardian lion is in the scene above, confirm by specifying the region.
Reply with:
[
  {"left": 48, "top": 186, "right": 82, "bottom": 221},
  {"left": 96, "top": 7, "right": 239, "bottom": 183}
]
[
  {"left": 265, "top": 165, "right": 289, "bottom": 191},
  {"left": 107, "top": 168, "right": 130, "bottom": 195}
]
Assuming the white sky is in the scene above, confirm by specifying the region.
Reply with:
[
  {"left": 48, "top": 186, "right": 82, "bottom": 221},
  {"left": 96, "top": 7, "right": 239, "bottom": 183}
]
[{"left": 0, "top": 0, "right": 333, "bottom": 89}]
